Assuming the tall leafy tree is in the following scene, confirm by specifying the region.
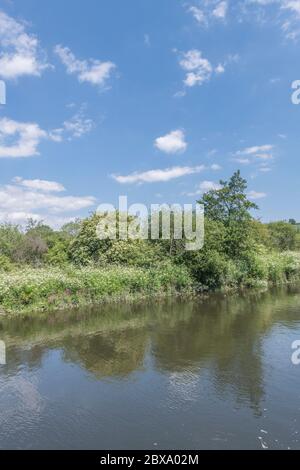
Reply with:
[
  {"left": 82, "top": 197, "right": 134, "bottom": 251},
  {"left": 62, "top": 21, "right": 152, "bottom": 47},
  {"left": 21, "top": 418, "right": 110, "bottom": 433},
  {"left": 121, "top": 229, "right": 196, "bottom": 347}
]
[
  {"left": 198, "top": 171, "right": 258, "bottom": 225},
  {"left": 198, "top": 171, "right": 258, "bottom": 257}
]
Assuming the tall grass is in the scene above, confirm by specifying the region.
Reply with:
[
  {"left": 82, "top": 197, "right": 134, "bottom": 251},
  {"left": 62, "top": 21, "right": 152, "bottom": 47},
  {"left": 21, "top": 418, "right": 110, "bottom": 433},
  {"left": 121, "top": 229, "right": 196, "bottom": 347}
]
[
  {"left": 223, "top": 250, "right": 300, "bottom": 288},
  {"left": 0, "top": 263, "right": 193, "bottom": 314},
  {"left": 1, "top": 251, "right": 300, "bottom": 315}
]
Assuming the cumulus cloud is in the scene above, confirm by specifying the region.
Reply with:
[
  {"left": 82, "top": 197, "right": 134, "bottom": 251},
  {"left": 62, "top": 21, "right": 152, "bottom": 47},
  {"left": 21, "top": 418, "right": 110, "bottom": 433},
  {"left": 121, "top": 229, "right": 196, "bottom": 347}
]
[
  {"left": 0, "top": 118, "right": 47, "bottom": 158},
  {"left": 0, "top": 10, "right": 50, "bottom": 80},
  {"left": 211, "top": 163, "right": 222, "bottom": 170},
  {"left": 0, "top": 178, "right": 96, "bottom": 226},
  {"left": 188, "top": 6, "right": 207, "bottom": 25},
  {"left": 259, "top": 166, "right": 272, "bottom": 172},
  {"left": 0, "top": 109, "right": 94, "bottom": 158},
  {"left": 54, "top": 45, "right": 116, "bottom": 88},
  {"left": 177, "top": 49, "right": 237, "bottom": 89},
  {"left": 188, "top": 1, "right": 300, "bottom": 39},
  {"left": 188, "top": 1, "right": 228, "bottom": 26},
  {"left": 199, "top": 180, "right": 222, "bottom": 191},
  {"left": 50, "top": 109, "right": 94, "bottom": 142},
  {"left": 215, "top": 63, "right": 225, "bottom": 74},
  {"left": 236, "top": 144, "right": 274, "bottom": 156},
  {"left": 248, "top": 190, "right": 267, "bottom": 200},
  {"left": 255, "top": 153, "right": 273, "bottom": 160},
  {"left": 212, "top": 1, "right": 228, "bottom": 18},
  {"left": 186, "top": 180, "right": 222, "bottom": 196},
  {"left": 179, "top": 50, "right": 213, "bottom": 87},
  {"left": 13, "top": 177, "right": 66, "bottom": 193},
  {"left": 242, "top": 0, "right": 300, "bottom": 39},
  {"left": 154, "top": 130, "right": 187, "bottom": 154},
  {"left": 112, "top": 165, "right": 206, "bottom": 184},
  {"left": 63, "top": 114, "right": 94, "bottom": 138},
  {"left": 233, "top": 144, "right": 275, "bottom": 171},
  {"left": 234, "top": 157, "right": 251, "bottom": 165},
  {"left": 112, "top": 163, "right": 219, "bottom": 184}
]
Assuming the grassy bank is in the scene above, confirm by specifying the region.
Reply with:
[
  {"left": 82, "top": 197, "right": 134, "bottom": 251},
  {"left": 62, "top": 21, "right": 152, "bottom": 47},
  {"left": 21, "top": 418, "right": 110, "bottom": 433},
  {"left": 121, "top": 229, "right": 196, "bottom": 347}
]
[
  {"left": 0, "top": 263, "right": 193, "bottom": 315},
  {"left": 1, "top": 251, "right": 300, "bottom": 315},
  {"left": 220, "top": 250, "right": 300, "bottom": 289}
]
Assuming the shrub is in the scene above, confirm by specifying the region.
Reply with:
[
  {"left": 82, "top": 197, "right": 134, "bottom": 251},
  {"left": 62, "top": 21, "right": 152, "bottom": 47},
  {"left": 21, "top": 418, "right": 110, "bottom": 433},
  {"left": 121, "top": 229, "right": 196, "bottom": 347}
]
[
  {"left": 267, "top": 221, "right": 297, "bottom": 251},
  {"left": 0, "top": 264, "right": 193, "bottom": 314},
  {"left": 0, "top": 254, "right": 14, "bottom": 272}
]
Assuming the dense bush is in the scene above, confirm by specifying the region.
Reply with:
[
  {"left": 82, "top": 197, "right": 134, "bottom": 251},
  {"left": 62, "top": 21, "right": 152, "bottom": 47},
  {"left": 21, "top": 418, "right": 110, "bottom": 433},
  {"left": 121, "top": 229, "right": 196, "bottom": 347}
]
[
  {"left": 0, "top": 264, "right": 193, "bottom": 313},
  {"left": 267, "top": 221, "right": 297, "bottom": 251}
]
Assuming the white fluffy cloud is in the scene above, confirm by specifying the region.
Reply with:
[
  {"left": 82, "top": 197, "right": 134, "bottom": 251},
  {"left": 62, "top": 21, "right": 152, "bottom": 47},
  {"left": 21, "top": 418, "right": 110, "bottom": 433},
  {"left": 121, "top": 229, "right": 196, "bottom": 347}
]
[
  {"left": 50, "top": 109, "right": 94, "bottom": 142},
  {"left": 242, "top": 0, "right": 300, "bottom": 39},
  {"left": 233, "top": 144, "right": 275, "bottom": 176},
  {"left": 0, "top": 118, "right": 47, "bottom": 158},
  {"left": 177, "top": 49, "right": 237, "bottom": 88},
  {"left": 0, "top": 178, "right": 96, "bottom": 226},
  {"left": 188, "top": 1, "right": 228, "bottom": 26},
  {"left": 186, "top": 180, "right": 222, "bottom": 196},
  {"left": 112, "top": 163, "right": 219, "bottom": 184},
  {"left": 63, "top": 113, "right": 94, "bottom": 139},
  {"left": 211, "top": 163, "right": 222, "bottom": 170},
  {"left": 215, "top": 63, "right": 225, "bottom": 74},
  {"left": 155, "top": 130, "right": 187, "bottom": 154},
  {"left": 188, "top": 6, "right": 207, "bottom": 25},
  {"left": 13, "top": 177, "right": 66, "bottom": 193},
  {"left": 234, "top": 144, "right": 274, "bottom": 170},
  {"left": 236, "top": 144, "right": 273, "bottom": 155},
  {"left": 0, "top": 10, "right": 49, "bottom": 80},
  {"left": 212, "top": 1, "right": 228, "bottom": 18},
  {"left": 179, "top": 50, "right": 213, "bottom": 87},
  {"left": 54, "top": 45, "right": 116, "bottom": 87},
  {"left": 248, "top": 190, "right": 267, "bottom": 200},
  {"left": 234, "top": 157, "right": 251, "bottom": 165},
  {"left": 0, "top": 110, "right": 94, "bottom": 158},
  {"left": 188, "top": 1, "right": 300, "bottom": 39},
  {"left": 199, "top": 180, "right": 222, "bottom": 192},
  {"left": 112, "top": 165, "right": 206, "bottom": 184}
]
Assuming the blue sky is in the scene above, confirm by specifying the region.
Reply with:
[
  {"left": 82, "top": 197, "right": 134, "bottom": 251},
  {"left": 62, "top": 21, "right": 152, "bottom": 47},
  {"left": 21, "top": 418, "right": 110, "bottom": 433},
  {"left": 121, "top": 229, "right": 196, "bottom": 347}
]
[{"left": 0, "top": 0, "right": 300, "bottom": 226}]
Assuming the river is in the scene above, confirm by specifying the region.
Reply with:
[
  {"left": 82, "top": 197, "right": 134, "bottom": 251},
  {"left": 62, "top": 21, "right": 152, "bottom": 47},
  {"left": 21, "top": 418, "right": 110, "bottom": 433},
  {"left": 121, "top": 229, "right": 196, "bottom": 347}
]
[{"left": 0, "top": 285, "right": 300, "bottom": 449}]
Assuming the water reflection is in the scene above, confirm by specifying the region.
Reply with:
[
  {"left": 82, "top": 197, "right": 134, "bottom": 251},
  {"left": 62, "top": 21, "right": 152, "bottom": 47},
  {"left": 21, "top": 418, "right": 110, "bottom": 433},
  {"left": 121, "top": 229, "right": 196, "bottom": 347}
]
[
  {"left": 1, "top": 285, "right": 300, "bottom": 449},
  {"left": 2, "top": 288, "right": 300, "bottom": 393}
]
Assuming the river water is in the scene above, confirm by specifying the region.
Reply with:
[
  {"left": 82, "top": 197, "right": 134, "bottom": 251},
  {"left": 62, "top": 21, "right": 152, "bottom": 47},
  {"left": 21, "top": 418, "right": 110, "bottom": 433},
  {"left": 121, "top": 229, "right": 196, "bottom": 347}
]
[{"left": 0, "top": 286, "right": 300, "bottom": 449}]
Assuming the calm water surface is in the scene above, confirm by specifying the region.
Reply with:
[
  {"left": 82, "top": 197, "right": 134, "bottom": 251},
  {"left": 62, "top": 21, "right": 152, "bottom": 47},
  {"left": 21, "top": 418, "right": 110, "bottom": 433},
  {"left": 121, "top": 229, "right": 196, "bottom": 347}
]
[{"left": 1, "top": 286, "right": 300, "bottom": 450}]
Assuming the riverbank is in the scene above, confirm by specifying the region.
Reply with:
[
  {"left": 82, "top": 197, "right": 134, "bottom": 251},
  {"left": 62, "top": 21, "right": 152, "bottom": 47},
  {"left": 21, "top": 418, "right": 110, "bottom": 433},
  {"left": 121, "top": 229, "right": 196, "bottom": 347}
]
[
  {"left": 1, "top": 251, "right": 300, "bottom": 315},
  {"left": 0, "top": 264, "right": 193, "bottom": 315}
]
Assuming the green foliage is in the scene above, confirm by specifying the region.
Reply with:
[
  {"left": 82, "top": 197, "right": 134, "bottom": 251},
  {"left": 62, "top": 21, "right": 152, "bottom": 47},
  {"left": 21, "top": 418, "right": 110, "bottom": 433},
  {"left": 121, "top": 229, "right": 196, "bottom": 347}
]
[
  {"left": 61, "top": 219, "right": 82, "bottom": 238},
  {"left": 0, "top": 264, "right": 193, "bottom": 314},
  {"left": 105, "top": 240, "right": 164, "bottom": 268},
  {"left": 198, "top": 171, "right": 258, "bottom": 257},
  {"left": 68, "top": 214, "right": 113, "bottom": 265},
  {"left": 44, "top": 241, "right": 70, "bottom": 266},
  {"left": 267, "top": 221, "right": 297, "bottom": 251},
  {"left": 0, "top": 254, "right": 14, "bottom": 272},
  {"left": 0, "top": 172, "right": 300, "bottom": 315},
  {"left": 0, "top": 224, "right": 23, "bottom": 261},
  {"left": 198, "top": 170, "right": 258, "bottom": 225}
]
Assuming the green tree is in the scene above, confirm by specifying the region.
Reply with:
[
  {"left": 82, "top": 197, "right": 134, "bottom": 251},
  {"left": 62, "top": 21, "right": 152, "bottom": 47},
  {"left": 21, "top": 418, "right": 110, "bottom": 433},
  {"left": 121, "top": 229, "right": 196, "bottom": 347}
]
[
  {"left": 68, "top": 213, "right": 116, "bottom": 265},
  {"left": 267, "top": 221, "right": 297, "bottom": 251},
  {"left": 0, "top": 224, "right": 23, "bottom": 262},
  {"left": 61, "top": 219, "right": 82, "bottom": 238},
  {"left": 198, "top": 171, "right": 258, "bottom": 257},
  {"left": 198, "top": 171, "right": 258, "bottom": 225}
]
